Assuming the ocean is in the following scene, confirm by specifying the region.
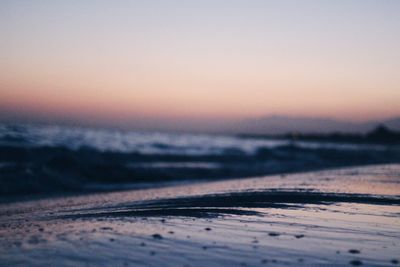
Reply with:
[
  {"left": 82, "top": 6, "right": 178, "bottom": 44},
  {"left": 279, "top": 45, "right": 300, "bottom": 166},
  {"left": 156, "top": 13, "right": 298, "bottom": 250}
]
[{"left": 1, "top": 123, "right": 399, "bottom": 196}]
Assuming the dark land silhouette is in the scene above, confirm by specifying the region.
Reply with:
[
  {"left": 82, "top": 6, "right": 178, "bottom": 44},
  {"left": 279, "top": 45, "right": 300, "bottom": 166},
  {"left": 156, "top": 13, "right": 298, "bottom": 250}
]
[{"left": 239, "top": 125, "right": 400, "bottom": 145}]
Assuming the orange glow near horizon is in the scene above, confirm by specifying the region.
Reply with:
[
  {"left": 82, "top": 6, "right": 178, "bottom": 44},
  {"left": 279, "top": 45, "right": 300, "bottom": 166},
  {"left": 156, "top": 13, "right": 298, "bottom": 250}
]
[{"left": 1, "top": 1, "right": 400, "bottom": 129}]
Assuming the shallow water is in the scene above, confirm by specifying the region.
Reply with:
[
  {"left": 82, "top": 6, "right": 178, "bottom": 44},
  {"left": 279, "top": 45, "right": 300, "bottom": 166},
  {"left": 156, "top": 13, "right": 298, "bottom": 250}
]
[{"left": 1, "top": 164, "right": 399, "bottom": 266}]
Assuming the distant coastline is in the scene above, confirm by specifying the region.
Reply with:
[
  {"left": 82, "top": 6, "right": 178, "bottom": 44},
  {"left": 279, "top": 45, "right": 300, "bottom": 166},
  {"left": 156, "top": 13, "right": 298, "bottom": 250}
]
[{"left": 238, "top": 125, "right": 400, "bottom": 145}]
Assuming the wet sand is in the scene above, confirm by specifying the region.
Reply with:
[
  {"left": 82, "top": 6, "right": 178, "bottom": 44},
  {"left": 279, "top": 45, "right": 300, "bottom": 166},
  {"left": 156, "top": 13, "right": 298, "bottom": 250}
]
[{"left": 1, "top": 164, "right": 400, "bottom": 266}]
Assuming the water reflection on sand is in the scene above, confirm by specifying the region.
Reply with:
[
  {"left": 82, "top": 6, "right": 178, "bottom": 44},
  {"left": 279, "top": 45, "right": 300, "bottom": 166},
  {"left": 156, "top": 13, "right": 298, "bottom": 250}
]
[{"left": 0, "top": 164, "right": 399, "bottom": 266}]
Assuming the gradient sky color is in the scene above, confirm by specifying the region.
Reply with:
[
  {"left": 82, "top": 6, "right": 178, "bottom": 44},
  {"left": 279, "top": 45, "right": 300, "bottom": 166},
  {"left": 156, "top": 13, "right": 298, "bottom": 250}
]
[{"left": 1, "top": 0, "right": 400, "bottom": 130}]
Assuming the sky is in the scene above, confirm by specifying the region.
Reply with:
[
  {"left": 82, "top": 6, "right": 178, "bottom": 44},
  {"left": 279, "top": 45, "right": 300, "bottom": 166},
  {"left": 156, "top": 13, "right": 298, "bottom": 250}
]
[{"left": 0, "top": 0, "right": 399, "bottom": 131}]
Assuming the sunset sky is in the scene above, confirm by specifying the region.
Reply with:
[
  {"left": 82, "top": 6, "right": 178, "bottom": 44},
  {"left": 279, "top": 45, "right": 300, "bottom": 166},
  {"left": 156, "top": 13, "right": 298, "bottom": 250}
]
[{"left": 0, "top": 0, "right": 399, "bottom": 130}]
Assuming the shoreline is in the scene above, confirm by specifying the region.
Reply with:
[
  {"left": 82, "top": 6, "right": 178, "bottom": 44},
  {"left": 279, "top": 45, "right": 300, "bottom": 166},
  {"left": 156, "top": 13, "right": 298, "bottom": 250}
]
[
  {"left": 1, "top": 162, "right": 398, "bottom": 205},
  {"left": 1, "top": 164, "right": 399, "bottom": 266}
]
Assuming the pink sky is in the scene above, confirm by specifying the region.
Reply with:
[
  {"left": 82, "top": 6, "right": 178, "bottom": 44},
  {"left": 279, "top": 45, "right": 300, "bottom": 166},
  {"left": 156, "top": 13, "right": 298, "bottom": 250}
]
[{"left": 1, "top": 1, "right": 399, "bottom": 130}]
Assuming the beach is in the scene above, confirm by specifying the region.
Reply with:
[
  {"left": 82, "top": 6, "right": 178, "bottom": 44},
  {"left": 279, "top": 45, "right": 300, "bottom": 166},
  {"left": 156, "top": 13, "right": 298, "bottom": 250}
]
[
  {"left": 1, "top": 164, "right": 399, "bottom": 266},
  {"left": 2, "top": 1, "right": 400, "bottom": 266}
]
